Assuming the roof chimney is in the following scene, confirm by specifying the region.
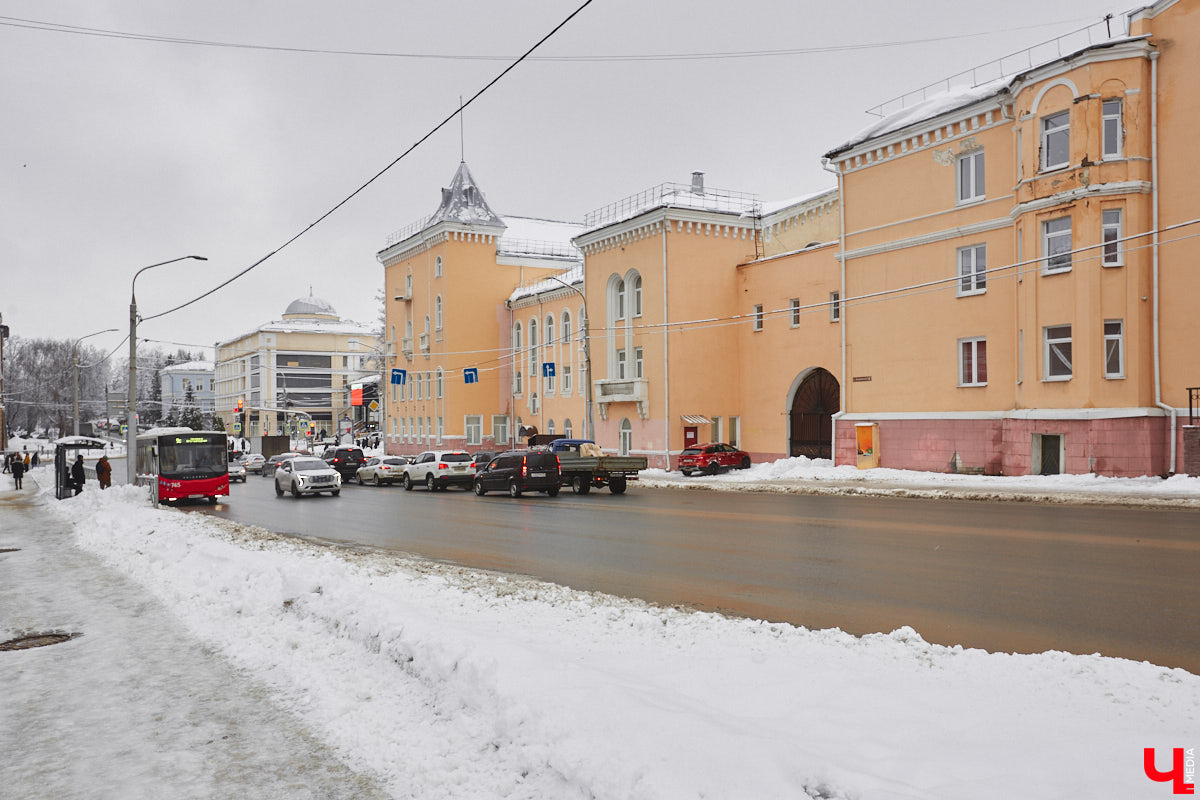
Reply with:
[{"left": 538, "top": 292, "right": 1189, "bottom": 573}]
[{"left": 691, "top": 171, "right": 705, "bottom": 195}]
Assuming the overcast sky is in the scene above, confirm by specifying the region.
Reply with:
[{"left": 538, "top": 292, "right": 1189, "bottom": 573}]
[{"left": 1, "top": 0, "right": 1124, "bottom": 361}]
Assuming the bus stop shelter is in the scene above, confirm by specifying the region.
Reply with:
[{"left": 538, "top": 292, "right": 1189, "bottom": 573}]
[{"left": 52, "top": 435, "right": 108, "bottom": 500}]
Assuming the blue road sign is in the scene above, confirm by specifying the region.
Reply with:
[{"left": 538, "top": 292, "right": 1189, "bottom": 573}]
[
  {"left": 463, "top": 368, "right": 479, "bottom": 384},
  {"left": 390, "top": 368, "right": 407, "bottom": 385},
  {"left": 542, "top": 362, "right": 555, "bottom": 377}
]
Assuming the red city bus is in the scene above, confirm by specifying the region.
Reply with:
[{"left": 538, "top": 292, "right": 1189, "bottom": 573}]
[{"left": 136, "top": 428, "right": 229, "bottom": 503}]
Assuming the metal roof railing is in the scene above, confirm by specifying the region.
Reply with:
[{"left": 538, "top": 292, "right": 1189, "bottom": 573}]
[
  {"left": 865, "top": 16, "right": 1122, "bottom": 118},
  {"left": 583, "top": 182, "right": 761, "bottom": 230}
]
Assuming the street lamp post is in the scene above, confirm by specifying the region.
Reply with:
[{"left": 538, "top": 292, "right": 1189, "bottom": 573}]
[
  {"left": 73, "top": 328, "right": 117, "bottom": 435},
  {"left": 127, "top": 255, "right": 207, "bottom": 486},
  {"left": 544, "top": 274, "right": 594, "bottom": 441}
]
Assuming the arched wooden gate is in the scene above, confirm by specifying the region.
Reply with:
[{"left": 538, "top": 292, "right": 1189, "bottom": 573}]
[{"left": 789, "top": 368, "right": 839, "bottom": 459}]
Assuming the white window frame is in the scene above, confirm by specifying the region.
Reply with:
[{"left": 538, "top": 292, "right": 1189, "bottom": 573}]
[
  {"left": 829, "top": 291, "right": 841, "bottom": 322},
  {"left": 465, "top": 415, "right": 482, "bottom": 446},
  {"left": 957, "top": 244, "right": 987, "bottom": 296},
  {"left": 1104, "top": 320, "right": 1125, "bottom": 379},
  {"left": 437, "top": 416, "right": 443, "bottom": 445},
  {"left": 728, "top": 416, "right": 740, "bottom": 448},
  {"left": 492, "top": 414, "right": 509, "bottom": 445},
  {"left": 616, "top": 348, "right": 627, "bottom": 380},
  {"left": 563, "top": 419, "right": 573, "bottom": 439},
  {"left": 618, "top": 418, "right": 632, "bottom": 456},
  {"left": 789, "top": 298, "right": 801, "bottom": 327},
  {"left": 632, "top": 275, "right": 642, "bottom": 317},
  {"left": 434, "top": 255, "right": 443, "bottom": 278},
  {"left": 1102, "top": 209, "right": 1123, "bottom": 267},
  {"left": 616, "top": 281, "right": 626, "bottom": 321},
  {"left": 752, "top": 304, "right": 764, "bottom": 331},
  {"left": 1042, "top": 217, "right": 1072, "bottom": 274},
  {"left": 1041, "top": 110, "right": 1070, "bottom": 171},
  {"left": 634, "top": 347, "right": 643, "bottom": 379},
  {"left": 546, "top": 367, "right": 555, "bottom": 394},
  {"left": 1102, "top": 99, "right": 1123, "bottom": 160},
  {"left": 562, "top": 364, "right": 572, "bottom": 394},
  {"left": 956, "top": 149, "right": 985, "bottom": 204},
  {"left": 1043, "top": 324, "right": 1073, "bottom": 381},
  {"left": 547, "top": 419, "right": 555, "bottom": 435},
  {"left": 435, "top": 295, "right": 443, "bottom": 330},
  {"left": 436, "top": 368, "right": 443, "bottom": 399},
  {"left": 514, "top": 370, "right": 522, "bottom": 396},
  {"left": 958, "top": 337, "right": 988, "bottom": 387}
]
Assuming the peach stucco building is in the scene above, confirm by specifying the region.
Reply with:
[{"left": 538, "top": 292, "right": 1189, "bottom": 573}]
[{"left": 379, "top": 0, "right": 1198, "bottom": 477}]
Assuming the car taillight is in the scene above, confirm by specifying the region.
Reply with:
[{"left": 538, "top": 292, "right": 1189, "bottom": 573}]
[
  {"left": 332, "top": 458, "right": 340, "bottom": 463},
  {"left": 554, "top": 455, "right": 560, "bottom": 468},
  {"left": 522, "top": 456, "right": 528, "bottom": 478},
  {"left": 469, "top": 461, "right": 476, "bottom": 469},
  {"left": 438, "top": 462, "right": 448, "bottom": 470}
]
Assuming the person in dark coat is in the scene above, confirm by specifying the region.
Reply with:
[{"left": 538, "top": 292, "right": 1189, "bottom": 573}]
[
  {"left": 30, "top": 451, "right": 39, "bottom": 467},
  {"left": 70, "top": 454, "right": 86, "bottom": 496},
  {"left": 10, "top": 456, "right": 25, "bottom": 490}
]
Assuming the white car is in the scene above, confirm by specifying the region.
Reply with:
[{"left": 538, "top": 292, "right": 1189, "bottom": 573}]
[
  {"left": 274, "top": 457, "right": 341, "bottom": 498},
  {"left": 401, "top": 450, "right": 474, "bottom": 491},
  {"left": 355, "top": 456, "right": 408, "bottom": 486},
  {"left": 227, "top": 461, "right": 247, "bottom": 483}
]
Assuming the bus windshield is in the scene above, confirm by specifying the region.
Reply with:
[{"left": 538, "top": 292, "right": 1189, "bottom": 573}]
[{"left": 158, "top": 435, "right": 228, "bottom": 478}]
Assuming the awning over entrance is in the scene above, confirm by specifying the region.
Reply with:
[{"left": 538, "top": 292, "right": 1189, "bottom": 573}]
[{"left": 679, "top": 415, "right": 712, "bottom": 425}]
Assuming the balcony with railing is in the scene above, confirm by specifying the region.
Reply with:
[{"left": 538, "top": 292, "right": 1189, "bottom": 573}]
[{"left": 400, "top": 337, "right": 413, "bottom": 357}]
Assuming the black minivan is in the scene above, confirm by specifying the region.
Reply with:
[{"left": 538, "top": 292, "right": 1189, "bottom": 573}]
[{"left": 473, "top": 449, "right": 561, "bottom": 497}]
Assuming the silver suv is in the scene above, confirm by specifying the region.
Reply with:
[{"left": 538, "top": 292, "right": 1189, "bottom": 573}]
[
  {"left": 274, "top": 456, "right": 342, "bottom": 498},
  {"left": 401, "top": 450, "right": 474, "bottom": 491}
]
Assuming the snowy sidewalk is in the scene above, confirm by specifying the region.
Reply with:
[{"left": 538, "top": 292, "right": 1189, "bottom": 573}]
[{"left": 0, "top": 480, "right": 391, "bottom": 800}]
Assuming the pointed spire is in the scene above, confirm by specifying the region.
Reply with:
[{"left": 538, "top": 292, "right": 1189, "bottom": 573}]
[{"left": 427, "top": 162, "right": 505, "bottom": 230}]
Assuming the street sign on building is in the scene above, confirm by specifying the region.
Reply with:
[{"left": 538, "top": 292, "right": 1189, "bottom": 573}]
[
  {"left": 390, "top": 368, "right": 407, "bottom": 385},
  {"left": 463, "top": 368, "right": 478, "bottom": 384},
  {"left": 542, "top": 362, "right": 555, "bottom": 377}
]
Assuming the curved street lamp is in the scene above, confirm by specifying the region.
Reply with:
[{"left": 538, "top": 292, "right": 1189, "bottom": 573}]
[
  {"left": 544, "top": 273, "right": 594, "bottom": 442},
  {"left": 127, "top": 255, "right": 207, "bottom": 486},
  {"left": 73, "top": 328, "right": 118, "bottom": 436}
]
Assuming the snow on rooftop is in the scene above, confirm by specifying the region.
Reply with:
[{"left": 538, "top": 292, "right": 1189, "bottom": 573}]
[
  {"left": 759, "top": 187, "right": 838, "bottom": 217},
  {"left": 828, "top": 77, "right": 1011, "bottom": 157},
  {"left": 161, "top": 360, "right": 214, "bottom": 372},
  {"left": 497, "top": 216, "right": 585, "bottom": 261},
  {"left": 508, "top": 264, "right": 583, "bottom": 304}
]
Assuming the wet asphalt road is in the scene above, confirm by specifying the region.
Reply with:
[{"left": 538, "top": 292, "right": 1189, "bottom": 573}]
[{"left": 193, "top": 475, "right": 1200, "bottom": 672}]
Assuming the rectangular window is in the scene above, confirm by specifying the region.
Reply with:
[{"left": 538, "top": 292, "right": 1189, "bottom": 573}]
[
  {"left": 492, "top": 415, "right": 509, "bottom": 445},
  {"left": 790, "top": 298, "right": 801, "bottom": 327},
  {"left": 465, "top": 415, "right": 482, "bottom": 446},
  {"left": 514, "top": 371, "right": 522, "bottom": 395},
  {"left": 1104, "top": 320, "right": 1124, "bottom": 378},
  {"left": 546, "top": 369, "right": 555, "bottom": 393},
  {"left": 1043, "top": 217, "right": 1072, "bottom": 273},
  {"left": 634, "top": 347, "right": 644, "bottom": 379},
  {"left": 437, "top": 417, "right": 443, "bottom": 445},
  {"left": 1102, "top": 99, "right": 1123, "bottom": 159},
  {"left": 957, "top": 244, "right": 987, "bottom": 296},
  {"left": 830, "top": 291, "right": 841, "bottom": 322},
  {"left": 710, "top": 416, "right": 722, "bottom": 443},
  {"left": 959, "top": 337, "right": 988, "bottom": 386},
  {"left": 1044, "top": 325, "right": 1073, "bottom": 380},
  {"left": 563, "top": 365, "right": 572, "bottom": 394},
  {"left": 616, "top": 348, "right": 627, "bottom": 380},
  {"left": 1041, "top": 110, "right": 1070, "bottom": 170},
  {"left": 752, "top": 304, "right": 763, "bottom": 331},
  {"left": 956, "top": 149, "right": 985, "bottom": 203},
  {"left": 729, "top": 416, "right": 741, "bottom": 448},
  {"left": 1102, "top": 209, "right": 1123, "bottom": 267}
]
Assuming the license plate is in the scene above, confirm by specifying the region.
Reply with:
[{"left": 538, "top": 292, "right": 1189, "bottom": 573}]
[{"left": 531, "top": 472, "right": 545, "bottom": 478}]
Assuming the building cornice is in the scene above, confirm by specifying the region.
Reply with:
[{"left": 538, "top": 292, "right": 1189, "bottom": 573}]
[
  {"left": 1008, "top": 180, "right": 1153, "bottom": 219},
  {"left": 839, "top": 215, "right": 1012, "bottom": 261},
  {"left": 377, "top": 221, "right": 504, "bottom": 267},
  {"left": 575, "top": 208, "right": 758, "bottom": 255}
]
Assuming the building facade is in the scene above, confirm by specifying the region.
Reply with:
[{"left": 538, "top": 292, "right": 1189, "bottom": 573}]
[
  {"left": 214, "top": 294, "right": 378, "bottom": 442},
  {"left": 159, "top": 361, "right": 215, "bottom": 417},
  {"left": 376, "top": 0, "right": 1197, "bottom": 476}
]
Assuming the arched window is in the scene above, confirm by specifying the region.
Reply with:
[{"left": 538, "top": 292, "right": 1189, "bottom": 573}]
[
  {"left": 515, "top": 370, "right": 523, "bottom": 395},
  {"left": 436, "top": 368, "right": 443, "bottom": 399},
  {"left": 545, "top": 314, "right": 555, "bottom": 344},
  {"left": 435, "top": 255, "right": 443, "bottom": 277},
  {"left": 531, "top": 392, "right": 539, "bottom": 414},
  {"left": 619, "top": 418, "right": 632, "bottom": 456},
  {"left": 631, "top": 274, "right": 642, "bottom": 317},
  {"left": 435, "top": 295, "right": 443, "bottom": 330},
  {"left": 616, "top": 280, "right": 627, "bottom": 320},
  {"left": 561, "top": 312, "right": 571, "bottom": 345},
  {"left": 547, "top": 419, "right": 555, "bottom": 435},
  {"left": 563, "top": 418, "right": 573, "bottom": 439},
  {"left": 529, "top": 318, "right": 538, "bottom": 376}
]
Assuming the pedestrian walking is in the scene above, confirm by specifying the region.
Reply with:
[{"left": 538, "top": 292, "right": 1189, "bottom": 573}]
[
  {"left": 10, "top": 456, "right": 25, "bottom": 490},
  {"left": 23, "top": 451, "right": 30, "bottom": 467},
  {"left": 2, "top": 453, "right": 10, "bottom": 473},
  {"left": 70, "top": 454, "right": 86, "bottom": 496},
  {"left": 96, "top": 455, "right": 112, "bottom": 490},
  {"left": 30, "top": 451, "right": 39, "bottom": 468}
]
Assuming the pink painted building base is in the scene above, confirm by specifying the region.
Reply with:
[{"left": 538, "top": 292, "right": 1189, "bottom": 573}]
[{"left": 834, "top": 415, "right": 1183, "bottom": 478}]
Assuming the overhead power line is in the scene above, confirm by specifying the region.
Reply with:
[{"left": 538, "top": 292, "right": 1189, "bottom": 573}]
[
  {"left": 0, "top": 13, "right": 1094, "bottom": 63},
  {"left": 137, "top": 0, "right": 596, "bottom": 326}
]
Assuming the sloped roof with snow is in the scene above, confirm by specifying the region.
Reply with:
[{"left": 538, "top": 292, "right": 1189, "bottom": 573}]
[
  {"left": 427, "top": 162, "right": 504, "bottom": 229},
  {"left": 498, "top": 216, "right": 584, "bottom": 262},
  {"left": 508, "top": 264, "right": 583, "bottom": 305}
]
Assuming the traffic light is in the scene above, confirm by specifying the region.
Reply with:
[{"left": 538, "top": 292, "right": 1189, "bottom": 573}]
[{"left": 235, "top": 398, "right": 243, "bottom": 413}]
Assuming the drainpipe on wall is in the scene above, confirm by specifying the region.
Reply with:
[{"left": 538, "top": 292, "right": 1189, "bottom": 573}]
[
  {"left": 1149, "top": 50, "right": 1177, "bottom": 474},
  {"left": 821, "top": 157, "right": 847, "bottom": 463},
  {"left": 662, "top": 218, "right": 671, "bottom": 470}
]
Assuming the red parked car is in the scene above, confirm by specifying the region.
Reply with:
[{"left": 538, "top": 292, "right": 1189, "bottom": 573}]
[{"left": 678, "top": 442, "right": 751, "bottom": 476}]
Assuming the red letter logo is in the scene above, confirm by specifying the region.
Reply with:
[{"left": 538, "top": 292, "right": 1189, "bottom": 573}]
[{"left": 1145, "top": 748, "right": 1196, "bottom": 795}]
